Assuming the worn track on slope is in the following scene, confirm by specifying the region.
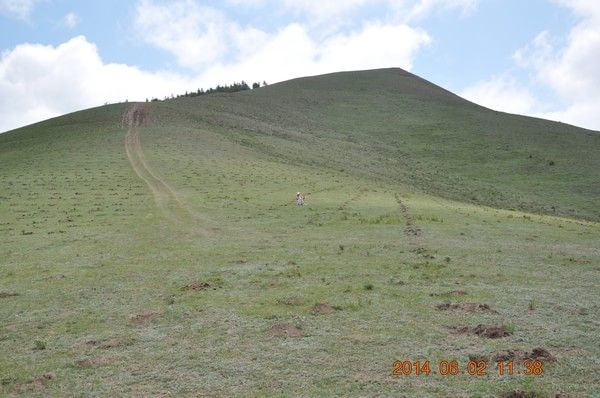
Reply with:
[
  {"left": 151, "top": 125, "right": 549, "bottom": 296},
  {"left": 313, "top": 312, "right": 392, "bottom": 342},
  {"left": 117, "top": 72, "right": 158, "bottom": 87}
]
[{"left": 123, "top": 104, "right": 210, "bottom": 233}]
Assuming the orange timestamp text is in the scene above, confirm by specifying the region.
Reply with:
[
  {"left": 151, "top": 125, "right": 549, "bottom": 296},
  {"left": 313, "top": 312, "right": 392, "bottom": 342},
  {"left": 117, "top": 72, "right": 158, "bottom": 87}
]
[{"left": 392, "top": 359, "right": 544, "bottom": 377}]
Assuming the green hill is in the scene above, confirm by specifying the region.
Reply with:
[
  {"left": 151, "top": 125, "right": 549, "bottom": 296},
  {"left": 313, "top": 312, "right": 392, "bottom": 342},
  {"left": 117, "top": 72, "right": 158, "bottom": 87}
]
[
  {"left": 1, "top": 68, "right": 599, "bottom": 397},
  {"left": 156, "top": 68, "right": 600, "bottom": 221}
]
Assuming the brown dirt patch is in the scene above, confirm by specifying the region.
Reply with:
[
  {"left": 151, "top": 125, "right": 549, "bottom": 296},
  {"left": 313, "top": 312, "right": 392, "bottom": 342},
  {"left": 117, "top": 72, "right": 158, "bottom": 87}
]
[
  {"left": 270, "top": 323, "right": 304, "bottom": 337},
  {"left": 129, "top": 311, "right": 161, "bottom": 324},
  {"left": 468, "top": 353, "right": 489, "bottom": 362},
  {"left": 0, "top": 292, "right": 19, "bottom": 298},
  {"left": 501, "top": 391, "right": 547, "bottom": 398},
  {"left": 12, "top": 373, "right": 55, "bottom": 393},
  {"left": 182, "top": 281, "right": 211, "bottom": 291},
  {"left": 75, "top": 337, "right": 130, "bottom": 351},
  {"left": 473, "top": 324, "right": 511, "bottom": 338},
  {"left": 311, "top": 303, "right": 335, "bottom": 315},
  {"left": 404, "top": 225, "right": 422, "bottom": 236},
  {"left": 492, "top": 347, "right": 556, "bottom": 363},
  {"left": 452, "top": 324, "right": 511, "bottom": 338},
  {"left": 75, "top": 357, "right": 113, "bottom": 368},
  {"left": 436, "top": 302, "right": 496, "bottom": 313},
  {"left": 276, "top": 296, "right": 305, "bottom": 306}
]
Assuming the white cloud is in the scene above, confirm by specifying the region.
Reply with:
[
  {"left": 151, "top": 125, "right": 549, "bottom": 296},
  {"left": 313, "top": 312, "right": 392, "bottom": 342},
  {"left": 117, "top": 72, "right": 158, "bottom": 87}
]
[
  {"left": 552, "top": 0, "right": 600, "bottom": 19},
  {"left": 222, "top": 1, "right": 478, "bottom": 43},
  {"left": 0, "top": 36, "right": 203, "bottom": 132},
  {"left": 460, "top": 75, "right": 537, "bottom": 115},
  {"left": 461, "top": 0, "right": 600, "bottom": 130},
  {"left": 318, "top": 22, "right": 430, "bottom": 72},
  {"left": 225, "top": 0, "right": 369, "bottom": 16},
  {"left": 533, "top": 102, "right": 600, "bottom": 130},
  {"left": 225, "top": 0, "right": 479, "bottom": 22},
  {"left": 193, "top": 22, "right": 430, "bottom": 86},
  {"left": 134, "top": 0, "right": 431, "bottom": 77},
  {"left": 60, "top": 11, "right": 79, "bottom": 29},
  {"left": 403, "top": 0, "right": 478, "bottom": 20},
  {"left": 279, "top": 0, "right": 370, "bottom": 22},
  {"left": 0, "top": 0, "right": 40, "bottom": 20},
  {"left": 515, "top": 1, "right": 600, "bottom": 129},
  {"left": 134, "top": 1, "right": 230, "bottom": 69}
]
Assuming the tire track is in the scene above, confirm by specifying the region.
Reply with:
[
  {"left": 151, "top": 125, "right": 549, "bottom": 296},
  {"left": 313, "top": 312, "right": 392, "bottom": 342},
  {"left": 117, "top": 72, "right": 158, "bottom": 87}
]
[{"left": 123, "top": 104, "right": 211, "bottom": 232}]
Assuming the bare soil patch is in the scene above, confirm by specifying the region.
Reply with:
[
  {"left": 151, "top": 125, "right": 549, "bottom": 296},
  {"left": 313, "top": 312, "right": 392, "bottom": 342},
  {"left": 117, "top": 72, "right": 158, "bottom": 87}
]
[
  {"left": 311, "top": 303, "right": 335, "bottom": 315},
  {"left": 470, "top": 347, "right": 556, "bottom": 364},
  {"left": 394, "top": 193, "right": 421, "bottom": 237},
  {"left": 12, "top": 373, "right": 55, "bottom": 394},
  {"left": 501, "top": 391, "right": 544, "bottom": 398},
  {"left": 182, "top": 281, "right": 211, "bottom": 291},
  {"left": 129, "top": 311, "right": 161, "bottom": 324},
  {"left": 75, "top": 357, "right": 113, "bottom": 368},
  {"left": 468, "top": 353, "right": 489, "bottom": 362},
  {"left": 492, "top": 347, "right": 556, "bottom": 362},
  {"left": 500, "top": 391, "right": 569, "bottom": 398},
  {"left": 0, "top": 292, "right": 19, "bottom": 298},
  {"left": 452, "top": 324, "right": 511, "bottom": 338},
  {"left": 270, "top": 323, "right": 304, "bottom": 337},
  {"left": 74, "top": 337, "right": 130, "bottom": 351},
  {"left": 436, "top": 302, "right": 496, "bottom": 313},
  {"left": 405, "top": 224, "right": 422, "bottom": 236}
]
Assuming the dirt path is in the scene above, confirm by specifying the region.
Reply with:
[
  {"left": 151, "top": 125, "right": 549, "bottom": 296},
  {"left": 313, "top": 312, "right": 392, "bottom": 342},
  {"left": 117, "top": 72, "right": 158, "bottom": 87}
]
[
  {"left": 394, "top": 193, "right": 421, "bottom": 239},
  {"left": 394, "top": 192, "right": 429, "bottom": 252},
  {"left": 123, "top": 104, "right": 210, "bottom": 232}
]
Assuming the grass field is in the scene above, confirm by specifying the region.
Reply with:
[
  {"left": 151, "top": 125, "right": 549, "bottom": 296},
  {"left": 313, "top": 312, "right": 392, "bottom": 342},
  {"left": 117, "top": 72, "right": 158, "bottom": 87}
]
[{"left": 1, "top": 68, "right": 599, "bottom": 397}]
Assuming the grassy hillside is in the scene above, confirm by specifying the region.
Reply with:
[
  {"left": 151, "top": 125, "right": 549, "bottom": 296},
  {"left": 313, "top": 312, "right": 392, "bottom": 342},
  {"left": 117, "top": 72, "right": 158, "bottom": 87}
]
[
  {"left": 0, "top": 68, "right": 599, "bottom": 397},
  {"left": 162, "top": 68, "right": 599, "bottom": 221}
]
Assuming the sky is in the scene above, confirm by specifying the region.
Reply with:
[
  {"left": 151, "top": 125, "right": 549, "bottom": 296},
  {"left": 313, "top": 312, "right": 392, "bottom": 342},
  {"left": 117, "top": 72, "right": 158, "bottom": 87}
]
[{"left": 0, "top": 0, "right": 599, "bottom": 132}]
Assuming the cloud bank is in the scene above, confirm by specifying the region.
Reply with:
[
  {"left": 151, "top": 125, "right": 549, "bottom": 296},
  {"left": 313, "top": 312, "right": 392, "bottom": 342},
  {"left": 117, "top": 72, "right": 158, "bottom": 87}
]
[{"left": 461, "top": 0, "right": 600, "bottom": 130}]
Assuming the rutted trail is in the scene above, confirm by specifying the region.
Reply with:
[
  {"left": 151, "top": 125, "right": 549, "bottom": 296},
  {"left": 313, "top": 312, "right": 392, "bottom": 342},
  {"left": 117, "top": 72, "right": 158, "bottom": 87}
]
[
  {"left": 394, "top": 192, "right": 426, "bottom": 249},
  {"left": 123, "top": 104, "right": 209, "bottom": 232}
]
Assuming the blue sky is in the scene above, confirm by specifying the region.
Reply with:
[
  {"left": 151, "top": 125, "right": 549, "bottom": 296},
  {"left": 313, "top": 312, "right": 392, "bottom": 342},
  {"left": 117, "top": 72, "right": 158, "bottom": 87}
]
[{"left": 1, "top": 0, "right": 599, "bottom": 132}]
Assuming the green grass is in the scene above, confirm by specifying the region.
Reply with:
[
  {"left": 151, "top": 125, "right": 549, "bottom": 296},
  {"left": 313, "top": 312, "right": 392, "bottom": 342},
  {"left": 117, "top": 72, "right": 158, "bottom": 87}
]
[{"left": 0, "top": 68, "right": 598, "bottom": 397}]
